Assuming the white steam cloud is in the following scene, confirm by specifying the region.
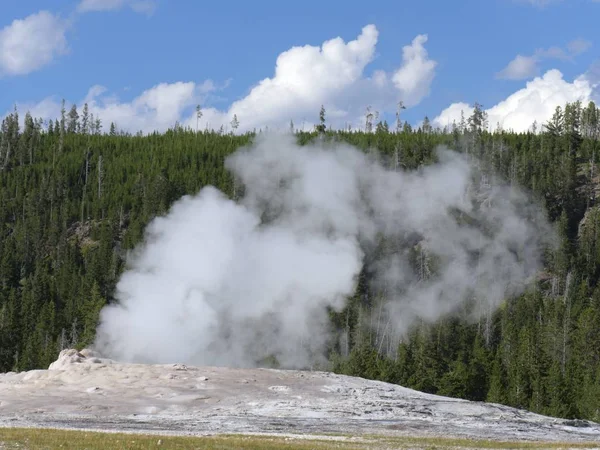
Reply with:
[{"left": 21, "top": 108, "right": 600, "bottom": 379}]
[{"left": 94, "top": 134, "right": 553, "bottom": 368}]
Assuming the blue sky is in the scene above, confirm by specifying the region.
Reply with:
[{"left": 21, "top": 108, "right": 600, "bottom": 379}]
[{"left": 1, "top": 0, "right": 599, "bottom": 133}]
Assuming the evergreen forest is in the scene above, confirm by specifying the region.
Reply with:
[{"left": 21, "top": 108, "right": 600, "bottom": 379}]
[{"left": 1, "top": 100, "right": 600, "bottom": 423}]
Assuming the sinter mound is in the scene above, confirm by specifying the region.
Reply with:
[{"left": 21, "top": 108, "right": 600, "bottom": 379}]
[{"left": 0, "top": 349, "right": 598, "bottom": 443}]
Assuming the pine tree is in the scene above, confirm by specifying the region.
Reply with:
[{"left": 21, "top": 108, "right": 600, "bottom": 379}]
[
  {"left": 468, "top": 103, "right": 487, "bottom": 133},
  {"left": 81, "top": 103, "right": 90, "bottom": 135},
  {"left": 230, "top": 114, "right": 239, "bottom": 135},
  {"left": 59, "top": 99, "right": 66, "bottom": 153},
  {"left": 196, "top": 105, "right": 203, "bottom": 133},
  {"left": 487, "top": 354, "right": 507, "bottom": 404},
  {"left": 67, "top": 105, "right": 79, "bottom": 134},
  {"left": 544, "top": 106, "right": 564, "bottom": 136},
  {"left": 315, "top": 105, "right": 326, "bottom": 133},
  {"left": 396, "top": 101, "right": 406, "bottom": 133}
]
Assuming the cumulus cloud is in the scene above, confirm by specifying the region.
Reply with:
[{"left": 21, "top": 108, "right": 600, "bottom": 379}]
[
  {"left": 82, "top": 80, "right": 220, "bottom": 133},
  {"left": 9, "top": 25, "right": 436, "bottom": 134},
  {"left": 391, "top": 35, "right": 437, "bottom": 107},
  {"left": 433, "top": 69, "right": 595, "bottom": 132},
  {"left": 217, "top": 24, "right": 380, "bottom": 130},
  {"left": 187, "top": 26, "right": 437, "bottom": 133},
  {"left": 12, "top": 97, "right": 63, "bottom": 123},
  {"left": 5, "top": 79, "right": 222, "bottom": 133},
  {"left": 0, "top": 2, "right": 154, "bottom": 77},
  {"left": 497, "top": 39, "right": 591, "bottom": 80},
  {"left": 0, "top": 11, "right": 69, "bottom": 76},
  {"left": 77, "top": 0, "right": 157, "bottom": 14}
]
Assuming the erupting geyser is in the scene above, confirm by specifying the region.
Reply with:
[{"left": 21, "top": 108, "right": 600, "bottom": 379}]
[{"left": 93, "top": 133, "right": 553, "bottom": 368}]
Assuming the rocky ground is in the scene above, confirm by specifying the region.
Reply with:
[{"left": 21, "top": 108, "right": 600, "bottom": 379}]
[{"left": 1, "top": 349, "right": 599, "bottom": 444}]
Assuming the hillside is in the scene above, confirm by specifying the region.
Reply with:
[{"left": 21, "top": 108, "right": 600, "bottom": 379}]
[
  {"left": 0, "top": 101, "right": 600, "bottom": 423},
  {"left": 1, "top": 349, "right": 599, "bottom": 444}
]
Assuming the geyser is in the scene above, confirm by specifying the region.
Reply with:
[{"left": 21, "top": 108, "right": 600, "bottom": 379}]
[{"left": 94, "top": 133, "right": 553, "bottom": 368}]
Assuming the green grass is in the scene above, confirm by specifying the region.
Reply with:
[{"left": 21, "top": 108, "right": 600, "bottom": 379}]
[{"left": 0, "top": 428, "right": 598, "bottom": 449}]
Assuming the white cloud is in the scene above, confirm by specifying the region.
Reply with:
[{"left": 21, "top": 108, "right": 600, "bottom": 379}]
[
  {"left": 497, "top": 39, "right": 591, "bottom": 80},
  {"left": 8, "top": 81, "right": 215, "bottom": 133},
  {"left": 0, "top": 2, "right": 158, "bottom": 77},
  {"left": 13, "top": 97, "right": 63, "bottom": 123},
  {"left": 88, "top": 82, "right": 196, "bottom": 131},
  {"left": 433, "top": 69, "right": 596, "bottom": 132},
  {"left": 82, "top": 81, "right": 218, "bottom": 132},
  {"left": 392, "top": 35, "right": 437, "bottom": 107},
  {"left": 77, "top": 0, "right": 157, "bottom": 15},
  {"left": 192, "top": 26, "right": 437, "bottom": 132},
  {"left": 0, "top": 11, "right": 69, "bottom": 76},
  {"left": 497, "top": 55, "right": 539, "bottom": 80},
  {"left": 10, "top": 25, "right": 437, "bottom": 134},
  {"left": 431, "top": 102, "right": 472, "bottom": 129}
]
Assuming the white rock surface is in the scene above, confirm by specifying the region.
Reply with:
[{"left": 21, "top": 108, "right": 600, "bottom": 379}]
[{"left": 1, "top": 349, "right": 599, "bottom": 443}]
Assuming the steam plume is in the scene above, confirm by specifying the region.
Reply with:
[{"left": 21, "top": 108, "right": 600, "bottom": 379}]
[{"left": 94, "top": 133, "right": 553, "bottom": 368}]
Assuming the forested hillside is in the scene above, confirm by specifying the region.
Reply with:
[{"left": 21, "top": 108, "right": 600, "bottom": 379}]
[{"left": 0, "top": 100, "right": 599, "bottom": 423}]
